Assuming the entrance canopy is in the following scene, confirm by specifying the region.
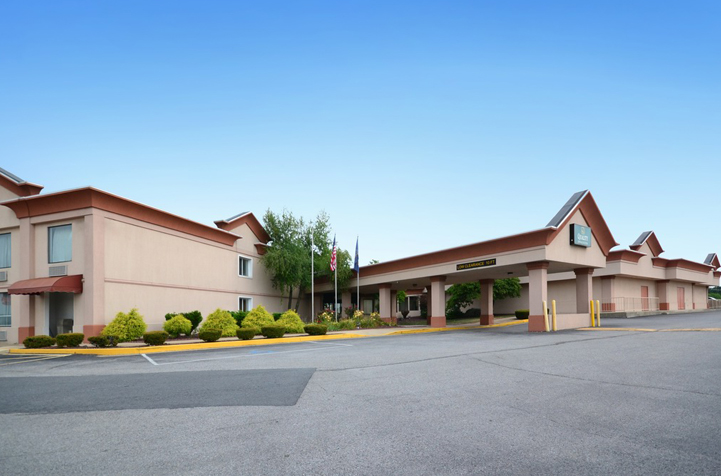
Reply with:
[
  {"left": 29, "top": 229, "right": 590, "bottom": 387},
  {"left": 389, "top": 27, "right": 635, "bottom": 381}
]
[{"left": 8, "top": 275, "right": 83, "bottom": 295}]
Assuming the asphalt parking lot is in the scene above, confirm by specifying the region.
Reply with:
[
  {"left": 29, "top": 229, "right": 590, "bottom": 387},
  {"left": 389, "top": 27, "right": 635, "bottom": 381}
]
[{"left": 1, "top": 311, "right": 720, "bottom": 475}]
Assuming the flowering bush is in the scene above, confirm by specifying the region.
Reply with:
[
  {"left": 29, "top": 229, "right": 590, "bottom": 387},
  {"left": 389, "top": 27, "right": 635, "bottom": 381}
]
[
  {"left": 316, "top": 310, "right": 334, "bottom": 325},
  {"left": 353, "top": 309, "right": 364, "bottom": 319}
]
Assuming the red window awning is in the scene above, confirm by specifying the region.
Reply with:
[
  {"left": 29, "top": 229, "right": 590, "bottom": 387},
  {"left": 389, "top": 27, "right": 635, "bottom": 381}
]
[{"left": 8, "top": 275, "right": 83, "bottom": 295}]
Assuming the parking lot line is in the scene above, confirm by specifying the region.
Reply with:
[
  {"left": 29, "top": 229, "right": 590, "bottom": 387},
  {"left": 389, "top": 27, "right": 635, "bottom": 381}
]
[{"left": 0, "top": 355, "right": 68, "bottom": 366}]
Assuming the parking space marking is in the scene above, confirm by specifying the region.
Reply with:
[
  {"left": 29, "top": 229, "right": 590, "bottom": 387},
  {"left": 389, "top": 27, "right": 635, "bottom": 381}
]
[
  {"left": 0, "top": 354, "right": 68, "bottom": 366},
  {"left": 141, "top": 341, "right": 353, "bottom": 366}
]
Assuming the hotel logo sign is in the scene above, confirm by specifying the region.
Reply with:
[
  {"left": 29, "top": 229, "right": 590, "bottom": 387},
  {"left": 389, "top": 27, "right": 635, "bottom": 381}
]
[
  {"left": 457, "top": 258, "right": 497, "bottom": 271},
  {"left": 570, "top": 224, "right": 592, "bottom": 248}
]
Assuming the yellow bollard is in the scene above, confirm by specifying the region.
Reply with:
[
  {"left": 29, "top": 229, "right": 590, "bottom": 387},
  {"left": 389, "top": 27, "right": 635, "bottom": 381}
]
[
  {"left": 543, "top": 300, "right": 549, "bottom": 332},
  {"left": 596, "top": 300, "right": 601, "bottom": 327},
  {"left": 590, "top": 300, "right": 596, "bottom": 327},
  {"left": 552, "top": 300, "right": 557, "bottom": 332}
]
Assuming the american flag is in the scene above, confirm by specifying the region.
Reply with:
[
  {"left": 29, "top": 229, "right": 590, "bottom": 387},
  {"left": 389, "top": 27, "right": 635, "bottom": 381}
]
[{"left": 330, "top": 235, "right": 337, "bottom": 271}]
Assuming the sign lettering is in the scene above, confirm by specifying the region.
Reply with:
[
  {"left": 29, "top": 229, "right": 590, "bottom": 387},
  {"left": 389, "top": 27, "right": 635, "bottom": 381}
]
[
  {"left": 570, "top": 224, "right": 592, "bottom": 248},
  {"left": 456, "top": 258, "right": 497, "bottom": 271}
]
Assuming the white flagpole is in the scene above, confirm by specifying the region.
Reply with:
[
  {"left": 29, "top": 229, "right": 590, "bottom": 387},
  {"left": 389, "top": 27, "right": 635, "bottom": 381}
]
[
  {"left": 334, "top": 256, "right": 338, "bottom": 322},
  {"left": 311, "top": 234, "right": 314, "bottom": 324},
  {"left": 356, "top": 236, "right": 360, "bottom": 315}
]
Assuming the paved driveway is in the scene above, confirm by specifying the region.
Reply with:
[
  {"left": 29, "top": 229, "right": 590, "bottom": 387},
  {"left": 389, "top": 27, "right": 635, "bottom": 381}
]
[{"left": 1, "top": 312, "right": 720, "bottom": 475}]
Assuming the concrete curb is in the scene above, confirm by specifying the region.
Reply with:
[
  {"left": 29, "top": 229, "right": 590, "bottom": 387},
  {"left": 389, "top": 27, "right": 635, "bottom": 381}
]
[
  {"left": 388, "top": 320, "right": 526, "bottom": 335},
  {"left": 8, "top": 333, "right": 367, "bottom": 356}
]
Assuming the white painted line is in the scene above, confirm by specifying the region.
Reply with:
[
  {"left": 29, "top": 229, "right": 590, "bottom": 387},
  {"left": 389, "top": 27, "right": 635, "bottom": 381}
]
[
  {"left": 141, "top": 353, "right": 159, "bottom": 366},
  {"left": 146, "top": 344, "right": 347, "bottom": 366},
  {"left": 306, "top": 341, "right": 354, "bottom": 347}
]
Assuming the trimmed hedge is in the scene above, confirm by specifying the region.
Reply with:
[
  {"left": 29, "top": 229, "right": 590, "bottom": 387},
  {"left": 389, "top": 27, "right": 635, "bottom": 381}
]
[
  {"left": 237, "top": 327, "right": 257, "bottom": 340},
  {"left": 23, "top": 335, "right": 55, "bottom": 349},
  {"left": 164, "top": 314, "right": 192, "bottom": 337},
  {"left": 143, "top": 331, "right": 169, "bottom": 346},
  {"left": 515, "top": 309, "right": 530, "bottom": 320},
  {"left": 242, "top": 305, "right": 275, "bottom": 331},
  {"left": 199, "top": 309, "right": 238, "bottom": 337},
  {"left": 277, "top": 310, "right": 305, "bottom": 333},
  {"left": 304, "top": 324, "right": 327, "bottom": 336},
  {"left": 261, "top": 325, "right": 286, "bottom": 339},
  {"left": 102, "top": 308, "right": 147, "bottom": 342},
  {"left": 56, "top": 333, "right": 85, "bottom": 348},
  {"left": 88, "top": 336, "right": 110, "bottom": 348},
  {"left": 199, "top": 328, "right": 222, "bottom": 342}
]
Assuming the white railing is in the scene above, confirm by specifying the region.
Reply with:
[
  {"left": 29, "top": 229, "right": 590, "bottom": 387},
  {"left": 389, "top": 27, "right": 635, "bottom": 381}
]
[
  {"left": 709, "top": 299, "right": 721, "bottom": 310},
  {"left": 606, "top": 297, "right": 660, "bottom": 312}
]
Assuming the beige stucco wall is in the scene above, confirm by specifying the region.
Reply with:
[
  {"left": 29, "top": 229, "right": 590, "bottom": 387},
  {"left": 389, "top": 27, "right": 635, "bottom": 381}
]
[{"left": 546, "top": 210, "right": 607, "bottom": 269}]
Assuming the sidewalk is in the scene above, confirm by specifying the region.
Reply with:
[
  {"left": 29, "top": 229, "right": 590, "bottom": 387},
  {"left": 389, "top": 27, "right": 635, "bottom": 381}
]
[{"left": 4, "top": 317, "right": 525, "bottom": 356}]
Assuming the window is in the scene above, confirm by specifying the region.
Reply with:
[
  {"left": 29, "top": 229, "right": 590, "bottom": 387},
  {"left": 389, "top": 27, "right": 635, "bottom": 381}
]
[
  {"left": 0, "top": 233, "right": 9, "bottom": 268},
  {"left": 0, "top": 293, "right": 10, "bottom": 327},
  {"left": 408, "top": 296, "right": 420, "bottom": 312},
  {"left": 238, "top": 255, "right": 253, "bottom": 278},
  {"left": 239, "top": 297, "right": 252, "bottom": 312},
  {"left": 49, "top": 225, "right": 72, "bottom": 263}
]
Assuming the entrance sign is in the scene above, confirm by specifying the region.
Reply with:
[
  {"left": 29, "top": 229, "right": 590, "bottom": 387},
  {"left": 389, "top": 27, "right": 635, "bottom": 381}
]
[
  {"left": 570, "top": 224, "right": 592, "bottom": 248},
  {"left": 457, "top": 258, "right": 496, "bottom": 271}
]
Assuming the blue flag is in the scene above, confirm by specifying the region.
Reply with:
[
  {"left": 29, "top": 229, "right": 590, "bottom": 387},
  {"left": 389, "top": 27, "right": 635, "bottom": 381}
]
[{"left": 353, "top": 237, "right": 359, "bottom": 272}]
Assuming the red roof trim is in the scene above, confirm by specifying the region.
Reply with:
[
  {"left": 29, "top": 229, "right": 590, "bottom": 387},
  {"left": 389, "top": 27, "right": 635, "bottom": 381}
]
[
  {"left": 606, "top": 249, "right": 645, "bottom": 264},
  {"left": 215, "top": 212, "right": 271, "bottom": 244}
]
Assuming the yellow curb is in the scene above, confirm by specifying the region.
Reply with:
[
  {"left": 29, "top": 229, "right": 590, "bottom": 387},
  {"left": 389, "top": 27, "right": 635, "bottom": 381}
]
[
  {"left": 388, "top": 320, "right": 526, "bottom": 335},
  {"left": 8, "top": 333, "right": 366, "bottom": 356},
  {"left": 578, "top": 327, "right": 658, "bottom": 332}
]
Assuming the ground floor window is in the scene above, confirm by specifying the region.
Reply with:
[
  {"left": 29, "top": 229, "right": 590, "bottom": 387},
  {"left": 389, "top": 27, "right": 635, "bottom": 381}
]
[
  {"left": 0, "top": 293, "right": 9, "bottom": 326},
  {"left": 408, "top": 296, "right": 420, "bottom": 312},
  {"left": 239, "top": 296, "right": 252, "bottom": 312}
]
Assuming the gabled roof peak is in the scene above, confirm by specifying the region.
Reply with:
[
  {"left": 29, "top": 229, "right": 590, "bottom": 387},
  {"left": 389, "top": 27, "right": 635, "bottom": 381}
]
[
  {"left": 630, "top": 231, "right": 664, "bottom": 257},
  {"left": 214, "top": 211, "right": 270, "bottom": 243},
  {"left": 0, "top": 167, "right": 43, "bottom": 196},
  {"left": 705, "top": 253, "right": 720, "bottom": 270}
]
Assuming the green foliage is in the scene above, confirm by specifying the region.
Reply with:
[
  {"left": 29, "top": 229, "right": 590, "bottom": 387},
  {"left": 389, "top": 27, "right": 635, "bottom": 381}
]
[
  {"left": 397, "top": 290, "right": 407, "bottom": 304},
  {"left": 165, "top": 312, "right": 179, "bottom": 320},
  {"left": 464, "top": 308, "right": 481, "bottom": 318},
  {"left": 359, "top": 314, "right": 388, "bottom": 328},
  {"left": 709, "top": 291, "right": 721, "bottom": 300},
  {"left": 446, "top": 278, "right": 522, "bottom": 316},
  {"left": 328, "top": 319, "right": 356, "bottom": 331},
  {"left": 183, "top": 311, "right": 203, "bottom": 332},
  {"left": 242, "top": 305, "right": 275, "bottom": 330},
  {"left": 237, "top": 327, "right": 257, "bottom": 340},
  {"left": 277, "top": 310, "right": 305, "bottom": 333},
  {"left": 199, "top": 328, "right": 222, "bottom": 342},
  {"left": 261, "top": 325, "right": 286, "bottom": 339},
  {"left": 88, "top": 336, "right": 109, "bottom": 348},
  {"left": 272, "top": 312, "right": 282, "bottom": 321},
  {"left": 230, "top": 310, "right": 248, "bottom": 327},
  {"left": 143, "top": 331, "right": 169, "bottom": 346},
  {"left": 515, "top": 309, "right": 530, "bottom": 320},
  {"left": 102, "top": 308, "right": 147, "bottom": 342},
  {"left": 56, "top": 333, "right": 84, "bottom": 347},
  {"left": 199, "top": 308, "right": 238, "bottom": 337},
  {"left": 163, "top": 314, "right": 192, "bottom": 337},
  {"left": 304, "top": 324, "right": 327, "bottom": 335},
  {"left": 23, "top": 335, "right": 55, "bottom": 348}
]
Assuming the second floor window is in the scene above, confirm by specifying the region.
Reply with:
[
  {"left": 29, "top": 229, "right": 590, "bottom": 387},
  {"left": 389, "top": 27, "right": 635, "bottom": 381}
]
[
  {"left": 49, "top": 225, "right": 72, "bottom": 263},
  {"left": 0, "top": 233, "right": 10, "bottom": 268},
  {"left": 239, "top": 255, "right": 252, "bottom": 278}
]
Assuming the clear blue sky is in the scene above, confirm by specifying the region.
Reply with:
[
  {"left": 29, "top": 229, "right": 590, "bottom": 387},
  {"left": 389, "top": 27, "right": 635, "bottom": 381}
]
[{"left": 1, "top": 1, "right": 719, "bottom": 264}]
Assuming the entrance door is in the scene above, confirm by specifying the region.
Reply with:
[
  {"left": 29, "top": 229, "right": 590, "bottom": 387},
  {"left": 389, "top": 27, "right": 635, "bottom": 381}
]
[
  {"left": 49, "top": 293, "right": 74, "bottom": 337},
  {"left": 677, "top": 287, "right": 685, "bottom": 310},
  {"left": 641, "top": 286, "right": 649, "bottom": 311}
]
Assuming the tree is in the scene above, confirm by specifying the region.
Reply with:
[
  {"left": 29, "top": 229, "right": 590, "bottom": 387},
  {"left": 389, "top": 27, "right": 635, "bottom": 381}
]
[{"left": 445, "top": 278, "right": 522, "bottom": 316}]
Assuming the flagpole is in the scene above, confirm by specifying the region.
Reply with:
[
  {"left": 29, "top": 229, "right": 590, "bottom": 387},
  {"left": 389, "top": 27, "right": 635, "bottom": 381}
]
[
  {"left": 356, "top": 236, "right": 359, "bottom": 315},
  {"left": 311, "top": 234, "right": 314, "bottom": 324},
  {"left": 334, "top": 256, "right": 338, "bottom": 322}
]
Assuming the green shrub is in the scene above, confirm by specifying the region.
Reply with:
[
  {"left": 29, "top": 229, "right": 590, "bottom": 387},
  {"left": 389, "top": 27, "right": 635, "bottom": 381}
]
[
  {"left": 515, "top": 309, "right": 530, "bottom": 320},
  {"left": 199, "top": 328, "right": 222, "bottom": 342},
  {"left": 163, "top": 314, "right": 192, "bottom": 338},
  {"left": 199, "top": 308, "right": 238, "bottom": 337},
  {"left": 165, "top": 312, "right": 179, "bottom": 320},
  {"left": 236, "top": 327, "right": 257, "bottom": 340},
  {"left": 182, "top": 310, "right": 203, "bottom": 332},
  {"left": 143, "top": 331, "right": 169, "bottom": 345},
  {"left": 272, "top": 312, "right": 282, "bottom": 321},
  {"left": 328, "top": 319, "right": 356, "bottom": 331},
  {"left": 23, "top": 335, "right": 55, "bottom": 349},
  {"left": 304, "top": 324, "right": 327, "bottom": 335},
  {"left": 56, "top": 333, "right": 85, "bottom": 347},
  {"left": 277, "top": 310, "right": 305, "bottom": 333},
  {"left": 230, "top": 310, "right": 248, "bottom": 327},
  {"left": 101, "top": 308, "right": 147, "bottom": 342},
  {"left": 105, "top": 335, "right": 119, "bottom": 347},
  {"left": 261, "top": 325, "right": 286, "bottom": 339},
  {"left": 242, "top": 305, "right": 275, "bottom": 331},
  {"left": 464, "top": 308, "right": 481, "bottom": 318},
  {"left": 88, "top": 336, "right": 109, "bottom": 348}
]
